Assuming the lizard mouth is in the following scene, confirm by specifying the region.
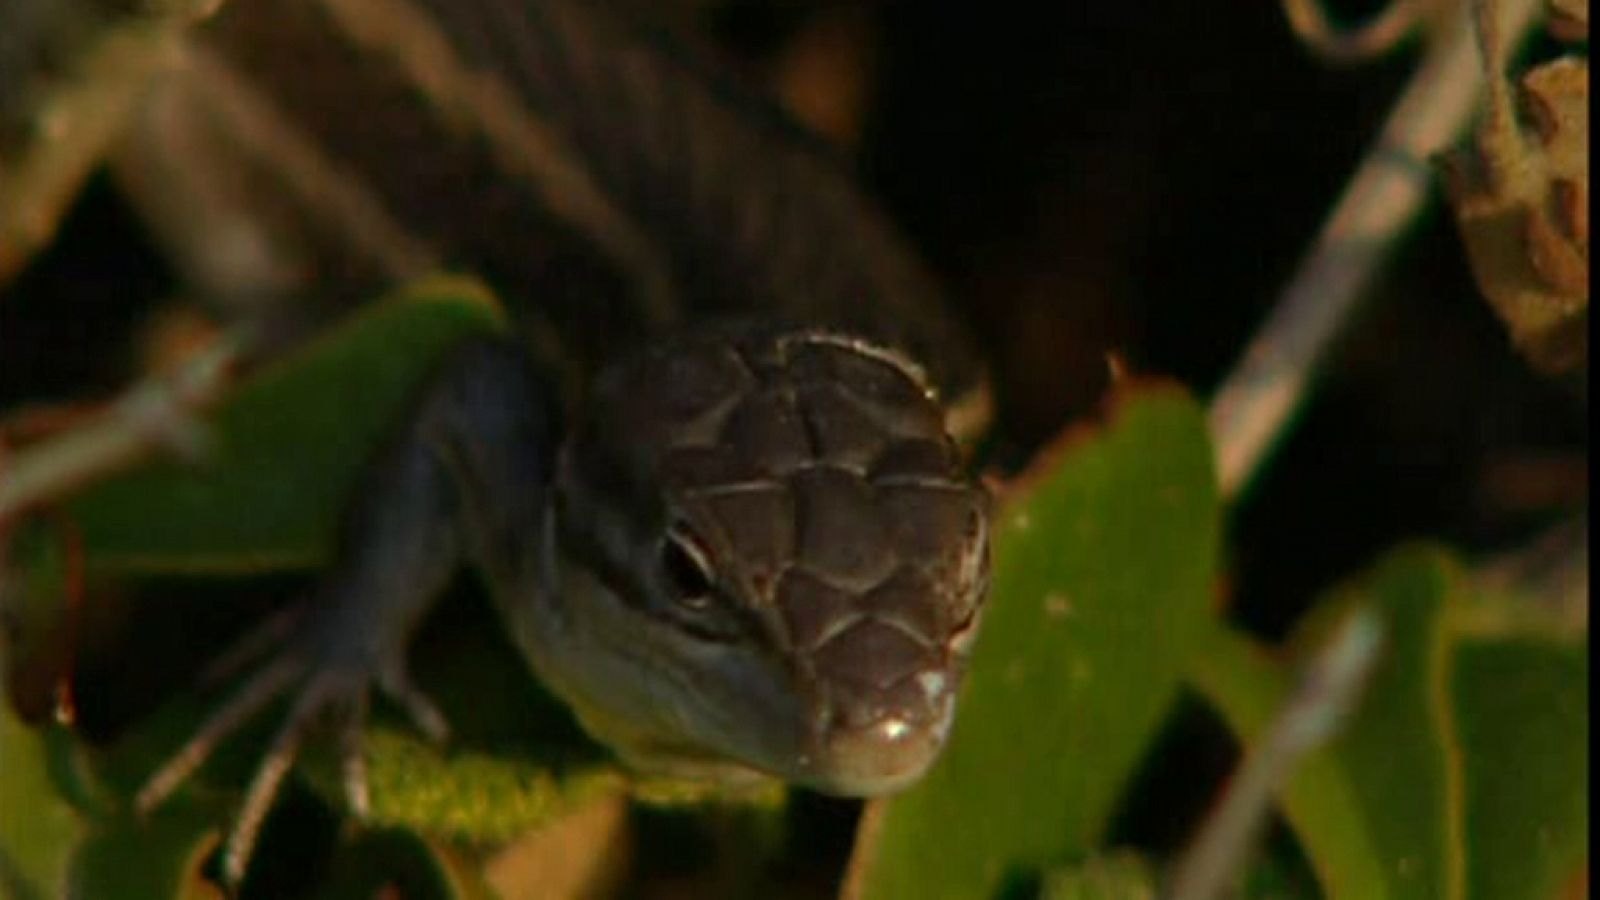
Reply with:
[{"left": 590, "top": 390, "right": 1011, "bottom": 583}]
[
  {"left": 794, "top": 671, "right": 959, "bottom": 795},
  {"left": 789, "top": 623, "right": 964, "bottom": 796}
]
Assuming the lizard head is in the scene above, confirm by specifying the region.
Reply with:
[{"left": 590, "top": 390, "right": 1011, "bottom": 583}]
[{"left": 543, "top": 323, "right": 989, "bottom": 794}]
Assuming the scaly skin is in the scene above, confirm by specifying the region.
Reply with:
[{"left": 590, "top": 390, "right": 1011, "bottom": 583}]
[{"left": 98, "top": 0, "right": 996, "bottom": 888}]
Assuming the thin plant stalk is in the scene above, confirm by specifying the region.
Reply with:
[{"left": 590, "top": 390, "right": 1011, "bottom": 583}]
[
  {"left": 1165, "top": 610, "right": 1385, "bottom": 900},
  {"left": 1208, "top": 0, "right": 1543, "bottom": 501}
]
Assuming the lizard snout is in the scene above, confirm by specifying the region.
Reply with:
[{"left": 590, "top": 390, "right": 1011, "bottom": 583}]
[{"left": 797, "top": 612, "right": 963, "bottom": 795}]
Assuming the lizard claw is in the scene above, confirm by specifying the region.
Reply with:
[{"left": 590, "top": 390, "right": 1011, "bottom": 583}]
[
  {"left": 135, "top": 655, "right": 304, "bottom": 817},
  {"left": 379, "top": 661, "right": 451, "bottom": 745},
  {"left": 218, "top": 670, "right": 350, "bottom": 888},
  {"left": 136, "top": 626, "right": 451, "bottom": 889}
]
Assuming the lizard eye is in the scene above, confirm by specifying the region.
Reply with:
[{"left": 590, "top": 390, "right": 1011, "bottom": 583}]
[{"left": 661, "top": 528, "right": 716, "bottom": 609}]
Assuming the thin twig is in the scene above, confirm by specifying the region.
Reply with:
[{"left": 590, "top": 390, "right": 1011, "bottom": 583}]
[
  {"left": 0, "top": 336, "right": 241, "bottom": 523},
  {"left": 0, "top": 1, "right": 219, "bottom": 283},
  {"left": 1208, "top": 0, "right": 1544, "bottom": 501},
  {"left": 1280, "top": 0, "right": 1433, "bottom": 63},
  {"left": 1164, "top": 609, "right": 1386, "bottom": 900}
]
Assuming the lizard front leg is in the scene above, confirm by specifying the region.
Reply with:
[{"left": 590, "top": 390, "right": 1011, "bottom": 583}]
[{"left": 136, "top": 336, "right": 561, "bottom": 888}]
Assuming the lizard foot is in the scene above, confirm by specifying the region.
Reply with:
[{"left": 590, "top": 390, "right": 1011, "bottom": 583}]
[{"left": 135, "top": 614, "right": 450, "bottom": 889}]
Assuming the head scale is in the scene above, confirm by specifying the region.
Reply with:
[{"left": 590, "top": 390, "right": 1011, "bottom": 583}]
[{"left": 547, "top": 323, "right": 988, "bottom": 794}]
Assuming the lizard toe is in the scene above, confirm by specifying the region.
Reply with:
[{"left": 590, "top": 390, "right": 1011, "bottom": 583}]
[
  {"left": 136, "top": 655, "right": 303, "bottom": 816},
  {"left": 219, "top": 669, "right": 370, "bottom": 889},
  {"left": 378, "top": 661, "right": 451, "bottom": 745}
]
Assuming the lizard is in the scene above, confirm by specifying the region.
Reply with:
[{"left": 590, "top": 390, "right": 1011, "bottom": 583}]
[{"left": 25, "top": 0, "right": 996, "bottom": 887}]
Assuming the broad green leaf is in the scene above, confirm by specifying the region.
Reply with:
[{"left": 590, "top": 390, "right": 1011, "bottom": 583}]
[
  {"left": 0, "top": 709, "right": 85, "bottom": 900},
  {"left": 1307, "top": 550, "right": 1460, "bottom": 897},
  {"left": 1, "top": 525, "right": 75, "bottom": 724},
  {"left": 1454, "top": 638, "right": 1588, "bottom": 900},
  {"left": 65, "top": 274, "right": 508, "bottom": 574},
  {"left": 1186, "top": 624, "right": 1388, "bottom": 899},
  {"left": 4, "top": 680, "right": 231, "bottom": 900},
  {"left": 848, "top": 385, "right": 1220, "bottom": 900},
  {"left": 1190, "top": 546, "right": 1590, "bottom": 900},
  {"left": 68, "top": 811, "right": 221, "bottom": 900}
]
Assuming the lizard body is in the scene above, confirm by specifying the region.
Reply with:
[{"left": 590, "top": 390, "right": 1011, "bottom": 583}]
[{"left": 101, "top": 0, "right": 993, "bottom": 886}]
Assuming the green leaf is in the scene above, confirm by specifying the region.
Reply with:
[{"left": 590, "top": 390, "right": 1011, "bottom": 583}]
[
  {"left": 1186, "top": 624, "right": 1388, "bottom": 899},
  {"left": 1308, "top": 550, "right": 1461, "bottom": 897},
  {"left": 68, "top": 811, "right": 221, "bottom": 900},
  {"left": 1189, "top": 545, "right": 1590, "bottom": 900},
  {"left": 0, "top": 709, "right": 85, "bottom": 900},
  {"left": 848, "top": 385, "right": 1221, "bottom": 900},
  {"left": 65, "top": 274, "right": 508, "bottom": 574},
  {"left": 1, "top": 713, "right": 221, "bottom": 900},
  {"left": 1454, "top": 637, "right": 1588, "bottom": 900}
]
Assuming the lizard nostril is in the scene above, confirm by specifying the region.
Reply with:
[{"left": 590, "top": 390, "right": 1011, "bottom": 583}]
[{"left": 949, "top": 604, "right": 983, "bottom": 656}]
